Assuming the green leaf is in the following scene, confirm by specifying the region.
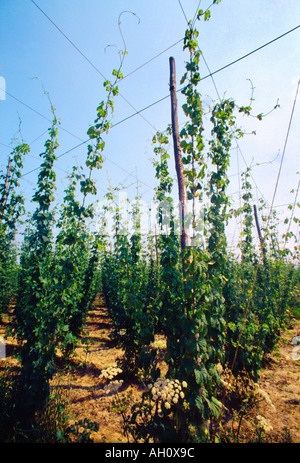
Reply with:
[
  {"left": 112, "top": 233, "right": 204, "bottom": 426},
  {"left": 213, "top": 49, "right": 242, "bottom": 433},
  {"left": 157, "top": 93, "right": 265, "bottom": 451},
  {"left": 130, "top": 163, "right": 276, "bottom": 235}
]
[
  {"left": 227, "top": 322, "right": 237, "bottom": 332},
  {"left": 87, "top": 126, "right": 98, "bottom": 139},
  {"left": 204, "top": 10, "right": 211, "bottom": 21},
  {"left": 180, "top": 72, "right": 188, "bottom": 85},
  {"left": 206, "top": 396, "right": 222, "bottom": 419},
  {"left": 195, "top": 396, "right": 204, "bottom": 413}
]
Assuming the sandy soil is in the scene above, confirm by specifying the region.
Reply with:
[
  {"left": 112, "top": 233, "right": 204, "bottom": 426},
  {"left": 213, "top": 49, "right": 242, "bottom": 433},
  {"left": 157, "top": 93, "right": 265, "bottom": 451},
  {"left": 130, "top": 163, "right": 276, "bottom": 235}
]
[
  {"left": 251, "top": 324, "right": 300, "bottom": 442},
  {"left": 1, "top": 294, "right": 299, "bottom": 443}
]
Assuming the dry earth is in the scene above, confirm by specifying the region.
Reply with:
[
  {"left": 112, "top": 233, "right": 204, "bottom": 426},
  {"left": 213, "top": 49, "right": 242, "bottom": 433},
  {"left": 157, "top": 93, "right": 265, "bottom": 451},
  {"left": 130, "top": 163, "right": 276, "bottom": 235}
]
[{"left": 0, "top": 294, "right": 299, "bottom": 443}]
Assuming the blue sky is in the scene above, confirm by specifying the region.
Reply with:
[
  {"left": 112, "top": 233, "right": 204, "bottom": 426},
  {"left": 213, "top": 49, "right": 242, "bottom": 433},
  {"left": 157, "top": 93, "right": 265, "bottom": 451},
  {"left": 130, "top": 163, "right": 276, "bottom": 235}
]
[{"left": 1, "top": 0, "right": 300, "bottom": 248}]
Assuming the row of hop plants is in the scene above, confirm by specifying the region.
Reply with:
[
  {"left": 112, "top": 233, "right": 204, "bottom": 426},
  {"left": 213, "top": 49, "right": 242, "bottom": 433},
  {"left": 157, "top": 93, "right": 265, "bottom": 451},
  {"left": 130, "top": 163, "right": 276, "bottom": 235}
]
[
  {"left": 98, "top": 5, "right": 300, "bottom": 443},
  {"left": 98, "top": 143, "right": 299, "bottom": 443},
  {"left": 0, "top": 56, "right": 125, "bottom": 440},
  {"left": 0, "top": 1, "right": 299, "bottom": 442}
]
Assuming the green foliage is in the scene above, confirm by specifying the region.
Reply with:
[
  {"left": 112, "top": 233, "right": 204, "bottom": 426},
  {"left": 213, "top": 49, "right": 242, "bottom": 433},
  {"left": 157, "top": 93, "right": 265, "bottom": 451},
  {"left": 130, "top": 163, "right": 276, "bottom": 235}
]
[
  {"left": 8, "top": 58, "right": 124, "bottom": 422},
  {"left": 52, "top": 166, "right": 100, "bottom": 356},
  {"left": 0, "top": 2, "right": 298, "bottom": 444},
  {"left": 12, "top": 107, "right": 60, "bottom": 416},
  {"left": 0, "top": 141, "right": 29, "bottom": 318},
  {"left": 100, "top": 4, "right": 298, "bottom": 443},
  {"left": 156, "top": 13, "right": 234, "bottom": 432},
  {"left": 101, "top": 189, "right": 157, "bottom": 379},
  {"left": 0, "top": 366, "right": 98, "bottom": 443}
]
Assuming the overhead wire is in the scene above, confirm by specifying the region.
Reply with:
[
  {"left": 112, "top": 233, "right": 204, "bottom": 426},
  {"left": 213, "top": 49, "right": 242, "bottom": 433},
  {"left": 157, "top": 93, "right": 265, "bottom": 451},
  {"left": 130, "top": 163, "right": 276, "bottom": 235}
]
[
  {"left": 122, "top": 38, "right": 184, "bottom": 81},
  {"left": 30, "top": 0, "right": 107, "bottom": 80},
  {"left": 23, "top": 0, "right": 172, "bottom": 192},
  {"left": 3, "top": 2, "right": 297, "bottom": 224},
  {"left": 4, "top": 20, "right": 299, "bottom": 145},
  {"left": 3, "top": 4, "right": 299, "bottom": 192},
  {"left": 69, "top": 15, "right": 300, "bottom": 131},
  {"left": 30, "top": 0, "right": 158, "bottom": 133},
  {"left": 0, "top": 87, "right": 154, "bottom": 187},
  {"left": 100, "top": 23, "right": 300, "bottom": 132},
  {"left": 266, "top": 79, "right": 300, "bottom": 229},
  {"left": 29, "top": 1, "right": 300, "bottom": 134},
  {"left": 2, "top": 89, "right": 83, "bottom": 142}
]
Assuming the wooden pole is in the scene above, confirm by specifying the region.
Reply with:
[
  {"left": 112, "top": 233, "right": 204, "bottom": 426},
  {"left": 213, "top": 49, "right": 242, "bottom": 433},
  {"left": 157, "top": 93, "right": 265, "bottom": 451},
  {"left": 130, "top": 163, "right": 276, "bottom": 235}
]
[{"left": 169, "top": 56, "right": 190, "bottom": 251}]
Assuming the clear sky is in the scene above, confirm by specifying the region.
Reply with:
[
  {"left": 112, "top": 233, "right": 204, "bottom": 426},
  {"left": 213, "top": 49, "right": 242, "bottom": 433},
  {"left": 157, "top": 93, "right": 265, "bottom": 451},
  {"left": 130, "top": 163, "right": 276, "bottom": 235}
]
[{"left": 1, "top": 0, "right": 300, "bottom": 248}]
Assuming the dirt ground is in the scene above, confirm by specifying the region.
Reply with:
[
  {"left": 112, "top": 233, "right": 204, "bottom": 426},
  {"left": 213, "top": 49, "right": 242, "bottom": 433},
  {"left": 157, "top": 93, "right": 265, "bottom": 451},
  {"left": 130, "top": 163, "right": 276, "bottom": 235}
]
[{"left": 0, "top": 293, "right": 299, "bottom": 443}]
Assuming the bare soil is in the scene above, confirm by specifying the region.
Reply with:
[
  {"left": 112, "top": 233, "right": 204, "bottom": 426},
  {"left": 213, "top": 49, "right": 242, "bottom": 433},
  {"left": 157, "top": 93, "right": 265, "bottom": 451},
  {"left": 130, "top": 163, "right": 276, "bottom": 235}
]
[{"left": 1, "top": 294, "right": 299, "bottom": 443}]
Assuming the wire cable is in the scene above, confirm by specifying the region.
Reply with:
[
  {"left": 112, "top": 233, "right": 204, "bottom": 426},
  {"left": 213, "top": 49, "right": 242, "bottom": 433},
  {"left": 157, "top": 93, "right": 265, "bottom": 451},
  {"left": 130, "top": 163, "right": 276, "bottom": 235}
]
[
  {"left": 29, "top": 0, "right": 158, "bottom": 132},
  {"left": 3, "top": 89, "right": 83, "bottom": 142},
  {"left": 122, "top": 38, "right": 184, "bottom": 81},
  {"left": 201, "top": 24, "right": 300, "bottom": 81},
  {"left": 106, "top": 23, "right": 300, "bottom": 129},
  {"left": 30, "top": 0, "right": 106, "bottom": 80},
  {"left": 8, "top": 12, "right": 299, "bottom": 181},
  {"left": 264, "top": 79, "right": 300, "bottom": 231},
  {"left": 3, "top": 19, "right": 299, "bottom": 152}
]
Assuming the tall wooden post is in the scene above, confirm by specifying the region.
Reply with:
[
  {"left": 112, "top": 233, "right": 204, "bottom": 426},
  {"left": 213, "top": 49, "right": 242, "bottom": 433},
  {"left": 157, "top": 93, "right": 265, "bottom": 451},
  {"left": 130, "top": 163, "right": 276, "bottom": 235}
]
[{"left": 169, "top": 56, "right": 190, "bottom": 251}]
